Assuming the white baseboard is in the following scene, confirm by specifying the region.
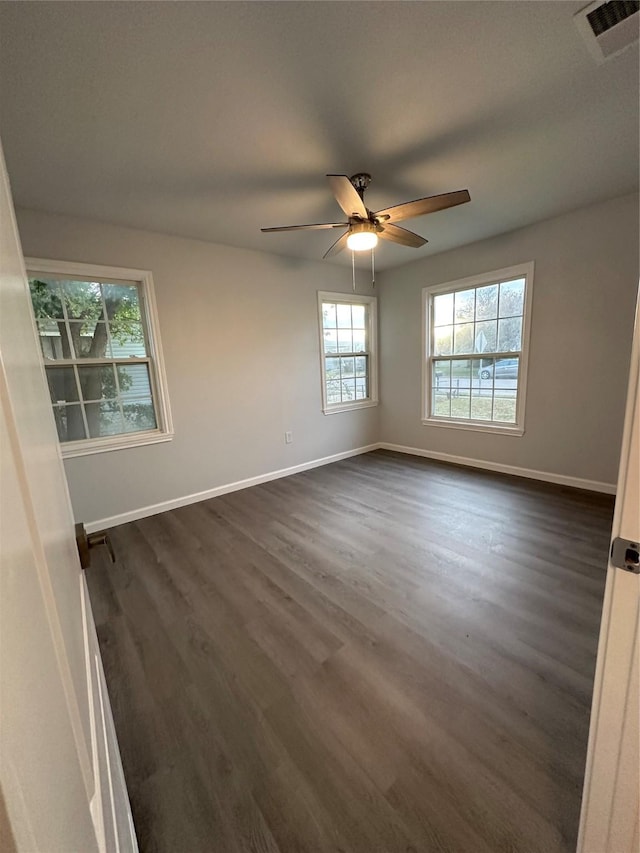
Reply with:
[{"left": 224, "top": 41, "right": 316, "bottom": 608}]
[
  {"left": 377, "top": 442, "right": 617, "bottom": 495},
  {"left": 85, "top": 443, "right": 379, "bottom": 532},
  {"left": 87, "top": 440, "right": 615, "bottom": 531}
]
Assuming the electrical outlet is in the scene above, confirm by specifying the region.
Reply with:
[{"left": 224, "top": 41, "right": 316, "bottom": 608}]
[{"left": 285, "top": 430, "right": 293, "bottom": 444}]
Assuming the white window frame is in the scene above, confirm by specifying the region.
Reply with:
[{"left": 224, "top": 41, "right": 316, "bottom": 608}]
[
  {"left": 422, "top": 261, "right": 534, "bottom": 436},
  {"left": 317, "top": 291, "right": 378, "bottom": 415},
  {"left": 26, "top": 257, "right": 174, "bottom": 457}
]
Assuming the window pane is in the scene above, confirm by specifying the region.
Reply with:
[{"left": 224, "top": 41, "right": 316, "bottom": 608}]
[
  {"left": 68, "top": 320, "right": 112, "bottom": 359},
  {"left": 61, "top": 280, "right": 103, "bottom": 319},
  {"left": 454, "top": 289, "right": 475, "bottom": 323},
  {"left": 46, "top": 367, "right": 79, "bottom": 403},
  {"left": 433, "top": 360, "right": 451, "bottom": 389},
  {"left": 352, "top": 329, "right": 366, "bottom": 352},
  {"left": 78, "top": 365, "right": 117, "bottom": 401},
  {"left": 470, "top": 390, "right": 493, "bottom": 421},
  {"left": 337, "top": 329, "right": 353, "bottom": 352},
  {"left": 38, "top": 321, "right": 73, "bottom": 360},
  {"left": 325, "top": 357, "right": 340, "bottom": 379},
  {"left": 355, "top": 377, "right": 368, "bottom": 400},
  {"left": 340, "top": 378, "right": 356, "bottom": 402},
  {"left": 323, "top": 329, "right": 338, "bottom": 353},
  {"left": 432, "top": 390, "right": 451, "bottom": 417},
  {"left": 452, "top": 359, "right": 472, "bottom": 389},
  {"left": 478, "top": 359, "right": 495, "bottom": 381},
  {"left": 433, "top": 293, "right": 453, "bottom": 327},
  {"left": 493, "top": 390, "right": 517, "bottom": 423},
  {"left": 337, "top": 304, "right": 352, "bottom": 329},
  {"left": 102, "top": 283, "right": 142, "bottom": 323},
  {"left": 497, "top": 316, "right": 522, "bottom": 352},
  {"left": 499, "top": 279, "right": 525, "bottom": 318},
  {"left": 450, "top": 389, "right": 471, "bottom": 419},
  {"left": 123, "top": 399, "right": 157, "bottom": 433},
  {"left": 326, "top": 379, "right": 341, "bottom": 404},
  {"left": 475, "top": 284, "right": 498, "bottom": 320},
  {"left": 322, "top": 303, "right": 337, "bottom": 329},
  {"left": 109, "top": 322, "right": 147, "bottom": 358},
  {"left": 85, "top": 401, "right": 125, "bottom": 438},
  {"left": 351, "top": 305, "right": 366, "bottom": 329},
  {"left": 340, "top": 357, "right": 355, "bottom": 378},
  {"left": 476, "top": 357, "right": 520, "bottom": 386},
  {"left": 355, "top": 356, "right": 367, "bottom": 377},
  {"left": 29, "top": 278, "right": 64, "bottom": 319},
  {"left": 453, "top": 322, "right": 474, "bottom": 354},
  {"left": 52, "top": 403, "right": 87, "bottom": 442},
  {"left": 474, "top": 320, "right": 497, "bottom": 353},
  {"left": 117, "top": 363, "right": 152, "bottom": 400},
  {"left": 434, "top": 325, "right": 452, "bottom": 356},
  {"left": 472, "top": 358, "right": 484, "bottom": 384},
  {"left": 432, "top": 358, "right": 453, "bottom": 418}
]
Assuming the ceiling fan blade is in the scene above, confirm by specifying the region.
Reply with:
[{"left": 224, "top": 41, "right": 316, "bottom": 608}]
[
  {"left": 375, "top": 189, "right": 470, "bottom": 224},
  {"left": 378, "top": 223, "right": 427, "bottom": 248},
  {"left": 261, "top": 222, "right": 347, "bottom": 233},
  {"left": 323, "top": 230, "right": 349, "bottom": 259},
  {"left": 327, "top": 175, "right": 368, "bottom": 219}
]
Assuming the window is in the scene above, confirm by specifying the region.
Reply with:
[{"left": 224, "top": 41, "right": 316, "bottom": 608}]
[
  {"left": 26, "top": 258, "right": 173, "bottom": 457},
  {"left": 423, "top": 262, "right": 534, "bottom": 435},
  {"left": 318, "top": 291, "right": 378, "bottom": 414}
]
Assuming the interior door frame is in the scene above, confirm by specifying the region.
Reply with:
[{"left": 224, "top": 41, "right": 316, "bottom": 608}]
[{"left": 578, "top": 282, "right": 639, "bottom": 852}]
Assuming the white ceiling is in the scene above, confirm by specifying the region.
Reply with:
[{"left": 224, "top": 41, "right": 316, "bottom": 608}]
[{"left": 0, "top": 1, "right": 638, "bottom": 271}]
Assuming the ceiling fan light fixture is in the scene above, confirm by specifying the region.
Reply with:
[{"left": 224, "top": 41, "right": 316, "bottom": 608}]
[{"left": 346, "top": 221, "right": 378, "bottom": 251}]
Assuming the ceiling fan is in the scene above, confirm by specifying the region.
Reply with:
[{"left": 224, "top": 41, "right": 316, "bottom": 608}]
[{"left": 261, "top": 173, "right": 471, "bottom": 258}]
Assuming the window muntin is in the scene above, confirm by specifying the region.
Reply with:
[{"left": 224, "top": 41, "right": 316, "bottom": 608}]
[
  {"left": 424, "top": 264, "right": 533, "bottom": 434},
  {"left": 27, "top": 259, "right": 173, "bottom": 456},
  {"left": 318, "top": 292, "right": 377, "bottom": 413}
]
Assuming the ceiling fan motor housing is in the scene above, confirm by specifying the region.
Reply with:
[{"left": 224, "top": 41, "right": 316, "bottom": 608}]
[
  {"left": 350, "top": 172, "right": 372, "bottom": 202},
  {"left": 349, "top": 220, "right": 377, "bottom": 236}
]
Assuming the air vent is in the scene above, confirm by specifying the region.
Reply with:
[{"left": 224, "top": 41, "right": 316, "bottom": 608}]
[{"left": 575, "top": 0, "right": 639, "bottom": 63}]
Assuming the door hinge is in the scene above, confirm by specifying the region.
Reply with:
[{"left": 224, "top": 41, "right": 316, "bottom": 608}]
[{"left": 610, "top": 537, "right": 640, "bottom": 574}]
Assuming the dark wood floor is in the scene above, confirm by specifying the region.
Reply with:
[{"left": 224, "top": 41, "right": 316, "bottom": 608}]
[{"left": 87, "top": 450, "right": 614, "bottom": 853}]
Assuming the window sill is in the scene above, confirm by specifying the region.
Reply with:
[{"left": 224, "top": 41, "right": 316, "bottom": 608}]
[
  {"left": 60, "top": 429, "right": 174, "bottom": 458},
  {"left": 421, "top": 417, "right": 524, "bottom": 436},
  {"left": 323, "top": 400, "right": 378, "bottom": 416}
]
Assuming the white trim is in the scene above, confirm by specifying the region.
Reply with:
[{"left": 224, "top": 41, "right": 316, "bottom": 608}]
[
  {"left": 61, "top": 429, "right": 174, "bottom": 458},
  {"left": 377, "top": 442, "right": 617, "bottom": 494},
  {"left": 422, "top": 261, "right": 534, "bottom": 434},
  {"left": 81, "top": 575, "right": 138, "bottom": 852},
  {"left": 84, "top": 440, "right": 616, "bottom": 532},
  {"left": 323, "top": 400, "right": 378, "bottom": 416},
  {"left": 25, "top": 258, "right": 174, "bottom": 456},
  {"left": 85, "top": 443, "right": 380, "bottom": 532},
  {"left": 577, "top": 283, "right": 640, "bottom": 852},
  {"left": 317, "top": 290, "right": 378, "bottom": 415},
  {"left": 25, "top": 257, "right": 150, "bottom": 284},
  {"left": 420, "top": 417, "right": 524, "bottom": 436}
]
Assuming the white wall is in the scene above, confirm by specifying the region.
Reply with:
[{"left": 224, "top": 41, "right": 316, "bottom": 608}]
[
  {"left": 16, "top": 209, "right": 378, "bottom": 525},
  {"left": 377, "top": 193, "right": 639, "bottom": 487},
  {"left": 16, "top": 193, "right": 639, "bottom": 526}
]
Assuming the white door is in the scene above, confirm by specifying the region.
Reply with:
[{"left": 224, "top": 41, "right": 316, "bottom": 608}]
[
  {"left": 0, "top": 139, "right": 136, "bottom": 851},
  {"left": 578, "top": 288, "right": 640, "bottom": 853}
]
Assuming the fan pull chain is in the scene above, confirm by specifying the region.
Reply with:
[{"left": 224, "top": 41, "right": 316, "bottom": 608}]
[
  {"left": 371, "top": 248, "right": 375, "bottom": 289},
  {"left": 351, "top": 250, "right": 356, "bottom": 292}
]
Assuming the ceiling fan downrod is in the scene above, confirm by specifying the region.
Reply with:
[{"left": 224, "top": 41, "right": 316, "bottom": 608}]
[{"left": 349, "top": 172, "right": 372, "bottom": 204}]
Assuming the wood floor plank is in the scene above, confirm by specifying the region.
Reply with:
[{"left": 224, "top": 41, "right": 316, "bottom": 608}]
[{"left": 87, "top": 450, "right": 613, "bottom": 852}]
